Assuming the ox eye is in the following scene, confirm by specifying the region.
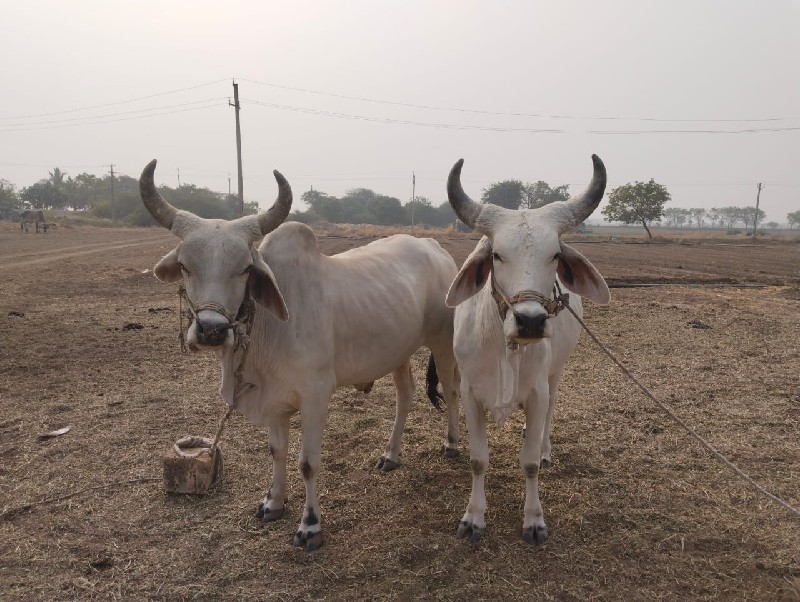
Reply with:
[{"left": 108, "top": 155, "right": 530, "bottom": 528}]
[
  {"left": 179, "top": 263, "right": 191, "bottom": 275},
  {"left": 242, "top": 265, "right": 253, "bottom": 276},
  {"left": 552, "top": 253, "right": 561, "bottom": 262},
  {"left": 491, "top": 252, "right": 502, "bottom": 262}
]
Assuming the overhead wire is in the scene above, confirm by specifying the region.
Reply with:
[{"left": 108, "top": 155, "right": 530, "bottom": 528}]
[{"left": 238, "top": 77, "right": 800, "bottom": 124}]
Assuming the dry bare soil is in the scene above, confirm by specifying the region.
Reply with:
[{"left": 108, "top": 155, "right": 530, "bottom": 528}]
[{"left": 1, "top": 224, "right": 799, "bottom": 601}]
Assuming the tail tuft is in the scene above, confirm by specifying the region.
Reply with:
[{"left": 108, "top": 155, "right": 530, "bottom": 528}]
[{"left": 426, "top": 354, "right": 445, "bottom": 412}]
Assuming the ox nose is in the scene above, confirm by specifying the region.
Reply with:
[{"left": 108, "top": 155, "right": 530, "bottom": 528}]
[
  {"left": 195, "top": 319, "right": 229, "bottom": 347},
  {"left": 514, "top": 313, "right": 548, "bottom": 339}
]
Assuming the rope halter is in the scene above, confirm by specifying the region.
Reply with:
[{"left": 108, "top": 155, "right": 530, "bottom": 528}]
[
  {"left": 177, "top": 285, "right": 255, "bottom": 355},
  {"left": 490, "top": 274, "right": 570, "bottom": 321},
  {"left": 490, "top": 276, "right": 570, "bottom": 351}
]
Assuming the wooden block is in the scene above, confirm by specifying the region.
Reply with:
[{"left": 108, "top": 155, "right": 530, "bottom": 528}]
[{"left": 163, "top": 436, "right": 223, "bottom": 495}]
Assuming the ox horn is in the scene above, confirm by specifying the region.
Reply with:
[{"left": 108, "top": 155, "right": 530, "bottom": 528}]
[
  {"left": 447, "top": 159, "right": 485, "bottom": 231},
  {"left": 548, "top": 154, "right": 607, "bottom": 234},
  {"left": 254, "top": 170, "right": 293, "bottom": 235},
  {"left": 139, "top": 159, "right": 177, "bottom": 230}
]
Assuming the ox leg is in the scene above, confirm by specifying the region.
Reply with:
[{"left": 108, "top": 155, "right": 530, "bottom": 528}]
[
  {"left": 456, "top": 387, "right": 488, "bottom": 544},
  {"left": 432, "top": 348, "right": 460, "bottom": 458},
  {"left": 541, "top": 370, "right": 564, "bottom": 469},
  {"left": 520, "top": 382, "right": 550, "bottom": 545},
  {"left": 256, "top": 412, "right": 290, "bottom": 523},
  {"left": 376, "top": 361, "right": 414, "bottom": 472},
  {"left": 293, "top": 400, "right": 328, "bottom": 551}
]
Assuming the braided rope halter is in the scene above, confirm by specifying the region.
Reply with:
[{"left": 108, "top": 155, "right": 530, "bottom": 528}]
[{"left": 490, "top": 275, "right": 571, "bottom": 350}]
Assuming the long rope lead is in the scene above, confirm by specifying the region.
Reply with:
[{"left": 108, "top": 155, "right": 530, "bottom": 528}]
[{"left": 566, "top": 303, "right": 800, "bottom": 520}]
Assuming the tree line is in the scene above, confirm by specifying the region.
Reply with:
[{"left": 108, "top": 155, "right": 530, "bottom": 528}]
[
  {"left": 0, "top": 168, "right": 257, "bottom": 224},
  {"left": 2, "top": 167, "right": 798, "bottom": 231}
]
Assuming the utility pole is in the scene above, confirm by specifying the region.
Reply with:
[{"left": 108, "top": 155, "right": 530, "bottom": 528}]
[
  {"left": 177, "top": 168, "right": 180, "bottom": 187},
  {"left": 410, "top": 171, "right": 416, "bottom": 233},
  {"left": 229, "top": 80, "right": 244, "bottom": 216},
  {"left": 752, "top": 183, "right": 763, "bottom": 239},
  {"left": 227, "top": 173, "right": 231, "bottom": 196},
  {"left": 109, "top": 164, "right": 116, "bottom": 224}
]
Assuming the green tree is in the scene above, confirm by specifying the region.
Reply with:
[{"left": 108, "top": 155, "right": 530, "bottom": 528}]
[
  {"left": 21, "top": 180, "right": 68, "bottom": 209},
  {"left": 481, "top": 180, "right": 525, "bottom": 210},
  {"left": 601, "top": 179, "right": 670, "bottom": 238},
  {"left": 688, "top": 208, "right": 707, "bottom": 228},
  {"left": 522, "top": 181, "right": 570, "bottom": 209},
  {"left": 0, "top": 179, "right": 21, "bottom": 217},
  {"left": 787, "top": 210, "right": 800, "bottom": 229}
]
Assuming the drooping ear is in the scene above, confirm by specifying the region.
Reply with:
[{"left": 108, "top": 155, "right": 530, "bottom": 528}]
[
  {"left": 154, "top": 246, "right": 183, "bottom": 283},
  {"left": 445, "top": 237, "right": 494, "bottom": 307},
  {"left": 248, "top": 249, "right": 289, "bottom": 321},
  {"left": 557, "top": 242, "right": 610, "bottom": 305}
]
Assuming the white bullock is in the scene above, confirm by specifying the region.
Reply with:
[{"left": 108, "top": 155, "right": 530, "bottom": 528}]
[
  {"left": 139, "top": 160, "right": 460, "bottom": 550},
  {"left": 444, "top": 155, "right": 610, "bottom": 545}
]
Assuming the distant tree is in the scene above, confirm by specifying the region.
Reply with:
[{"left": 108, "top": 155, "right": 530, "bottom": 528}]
[
  {"left": 407, "top": 196, "right": 439, "bottom": 226},
  {"left": 718, "top": 206, "right": 741, "bottom": 229},
  {"left": 689, "top": 208, "right": 707, "bottom": 228},
  {"left": 787, "top": 210, "right": 800, "bottom": 229},
  {"left": 764, "top": 221, "right": 779, "bottom": 230},
  {"left": 707, "top": 207, "right": 721, "bottom": 229},
  {"left": 521, "top": 181, "right": 570, "bottom": 209},
  {"left": 48, "top": 167, "right": 67, "bottom": 188},
  {"left": 481, "top": 180, "right": 525, "bottom": 210},
  {"left": 20, "top": 180, "right": 68, "bottom": 209},
  {"left": 740, "top": 206, "right": 766, "bottom": 230},
  {"left": 663, "top": 207, "right": 689, "bottom": 228},
  {"left": 0, "top": 179, "right": 21, "bottom": 217},
  {"left": 601, "top": 179, "right": 670, "bottom": 238}
]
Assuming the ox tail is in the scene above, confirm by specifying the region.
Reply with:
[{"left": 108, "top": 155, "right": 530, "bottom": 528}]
[{"left": 426, "top": 353, "right": 445, "bottom": 412}]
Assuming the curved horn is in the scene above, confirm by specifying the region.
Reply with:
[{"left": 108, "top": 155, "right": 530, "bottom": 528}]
[
  {"left": 446, "top": 159, "right": 483, "bottom": 229},
  {"left": 139, "top": 159, "right": 177, "bottom": 230},
  {"left": 256, "top": 169, "right": 293, "bottom": 235},
  {"left": 553, "top": 154, "right": 607, "bottom": 234}
]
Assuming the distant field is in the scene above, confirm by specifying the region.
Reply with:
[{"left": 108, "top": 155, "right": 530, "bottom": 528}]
[{"left": 1, "top": 225, "right": 798, "bottom": 601}]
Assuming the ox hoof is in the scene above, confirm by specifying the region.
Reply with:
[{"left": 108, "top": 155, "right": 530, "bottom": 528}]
[
  {"left": 375, "top": 456, "right": 400, "bottom": 472},
  {"left": 442, "top": 447, "right": 460, "bottom": 459},
  {"left": 293, "top": 530, "right": 323, "bottom": 551},
  {"left": 255, "top": 504, "right": 284, "bottom": 523},
  {"left": 540, "top": 458, "right": 552, "bottom": 470},
  {"left": 522, "top": 525, "right": 548, "bottom": 545},
  {"left": 456, "top": 520, "right": 484, "bottom": 544}
]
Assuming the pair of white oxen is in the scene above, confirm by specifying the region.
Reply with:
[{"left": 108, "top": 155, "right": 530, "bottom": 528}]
[{"left": 139, "top": 155, "right": 610, "bottom": 551}]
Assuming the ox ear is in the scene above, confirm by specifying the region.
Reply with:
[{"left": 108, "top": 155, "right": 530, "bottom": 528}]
[
  {"left": 248, "top": 249, "right": 289, "bottom": 321},
  {"left": 446, "top": 237, "right": 494, "bottom": 308},
  {"left": 154, "top": 247, "right": 183, "bottom": 283},
  {"left": 557, "top": 242, "right": 610, "bottom": 305}
]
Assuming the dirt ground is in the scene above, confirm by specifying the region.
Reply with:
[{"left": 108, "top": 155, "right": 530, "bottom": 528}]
[{"left": 1, "top": 223, "right": 798, "bottom": 601}]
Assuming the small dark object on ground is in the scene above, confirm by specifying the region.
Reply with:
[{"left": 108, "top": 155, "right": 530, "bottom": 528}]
[
  {"left": 122, "top": 323, "right": 144, "bottom": 331},
  {"left": 688, "top": 320, "right": 712, "bottom": 329},
  {"left": 148, "top": 307, "right": 174, "bottom": 313},
  {"left": 8, "top": 311, "right": 25, "bottom": 317}
]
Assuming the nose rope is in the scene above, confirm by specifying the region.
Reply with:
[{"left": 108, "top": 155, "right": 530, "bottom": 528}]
[
  {"left": 177, "top": 285, "right": 252, "bottom": 352},
  {"left": 490, "top": 274, "right": 570, "bottom": 320}
]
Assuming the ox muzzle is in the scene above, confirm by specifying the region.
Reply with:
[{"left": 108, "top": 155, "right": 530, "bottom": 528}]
[
  {"left": 179, "top": 286, "right": 253, "bottom": 352},
  {"left": 491, "top": 278, "right": 570, "bottom": 346}
]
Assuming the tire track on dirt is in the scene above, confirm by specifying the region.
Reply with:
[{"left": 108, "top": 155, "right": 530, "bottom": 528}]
[
  {"left": 0, "top": 238, "right": 166, "bottom": 262},
  {"left": 0, "top": 237, "right": 170, "bottom": 270}
]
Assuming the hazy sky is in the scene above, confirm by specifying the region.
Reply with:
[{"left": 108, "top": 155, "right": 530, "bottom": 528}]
[{"left": 1, "top": 1, "right": 798, "bottom": 222}]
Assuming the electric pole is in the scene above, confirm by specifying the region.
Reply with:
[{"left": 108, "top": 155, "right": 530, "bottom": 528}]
[
  {"left": 109, "top": 164, "right": 116, "bottom": 224},
  {"left": 177, "top": 168, "right": 180, "bottom": 187},
  {"left": 410, "top": 171, "right": 416, "bottom": 233},
  {"left": 229, "top": 80, "right": 244, "bottom": 216},
  {"left": 753, "top": 183, "right": 763, "bottom": 239}
]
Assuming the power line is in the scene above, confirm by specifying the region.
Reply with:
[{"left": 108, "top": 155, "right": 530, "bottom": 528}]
[
  {"left": 0, "top": 102, "right": 224, "bottom": 132},
  {"left": 2, "top": 97, "right": 228, "bottom": 128},
  {"left": 239, "top": 77, "right": 800, "bottom": 124},
  {"left": 0, "top": 78, "right": 229, "bottom": 120},
  {"left": 243, "top": 98, "right": 800, "bottom": 135}
]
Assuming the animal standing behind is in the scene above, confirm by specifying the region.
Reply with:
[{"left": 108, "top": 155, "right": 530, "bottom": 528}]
[{"left": 445, "top": 155, "right": 610, "bottom": 545}]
